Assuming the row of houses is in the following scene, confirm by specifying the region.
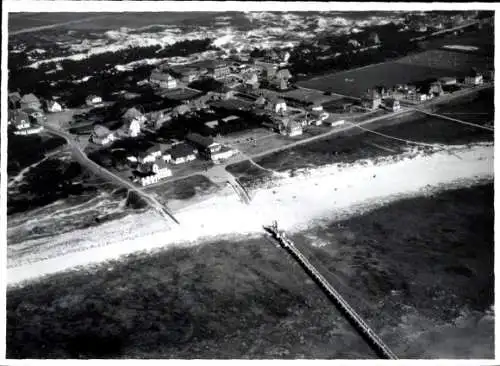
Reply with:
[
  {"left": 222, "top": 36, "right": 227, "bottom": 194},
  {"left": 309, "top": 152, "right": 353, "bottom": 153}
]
[{"left": 361, "top": 68, "right": 487, "bottom": 110}]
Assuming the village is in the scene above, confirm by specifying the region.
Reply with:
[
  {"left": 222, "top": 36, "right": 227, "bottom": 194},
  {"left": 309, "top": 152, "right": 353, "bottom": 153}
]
[{"left": 7, "top": 42, "right": 492, "bottom": 188}]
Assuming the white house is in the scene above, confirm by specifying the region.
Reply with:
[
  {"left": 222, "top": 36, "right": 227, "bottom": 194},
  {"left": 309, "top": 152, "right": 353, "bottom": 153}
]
[
  {"left": 267, "top": 98, "right": 287, "bottom": 114},
  {"left": 211, "top": 147, "right": 237, "bottom": 163},
  {"left": 152, "top": 160, "right": 172, "bottom": 179},
  {"left": 86, "top": 95, "right": 102, "bottom": 106},
  {"left": 121, "top": 107, "right": 146, "bottom": 137},
  {"left": 136, "top": 145, "right": 162, "bottom": 163},
  {"left": 137, "top": 173, "right": 159, "bottom": 187},
  {"left": 138, "top": 161, "right": 172, "bottom": 179},
  {"left": 46, "top": 100, "right": 63, "bottom": 113},
  {"left": 91, "top": 125, "right": 115, "bottom": 145},
  {"left": 279, "top": 120, "right": 302, "bottom": 137},
  {"left": 162, "top": 152, "right": 172, "bottom": 163}
]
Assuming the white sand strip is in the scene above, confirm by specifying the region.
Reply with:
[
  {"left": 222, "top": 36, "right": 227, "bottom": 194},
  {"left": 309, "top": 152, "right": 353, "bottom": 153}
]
[{"left": 7, "top": 143, "right": 493, "bottom": 287}]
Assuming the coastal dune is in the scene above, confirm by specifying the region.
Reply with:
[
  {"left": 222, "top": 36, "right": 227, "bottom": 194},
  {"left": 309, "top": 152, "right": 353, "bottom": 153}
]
[{"left": 7, "top": 142, "right": 493, "bottom": 286}]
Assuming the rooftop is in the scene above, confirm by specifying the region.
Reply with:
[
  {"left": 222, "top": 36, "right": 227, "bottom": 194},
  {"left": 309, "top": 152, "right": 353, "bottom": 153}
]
[
  {"left": 186, "top": 132, "right": 215, "bottom": 148},
  {"left": 170, "top": 142, "right": 196, "bottom": 159}
]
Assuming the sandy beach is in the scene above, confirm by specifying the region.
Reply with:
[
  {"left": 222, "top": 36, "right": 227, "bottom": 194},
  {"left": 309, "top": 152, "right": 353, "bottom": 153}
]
[{"left": 7, "top": 142, "right": 493, "bottom": 286}]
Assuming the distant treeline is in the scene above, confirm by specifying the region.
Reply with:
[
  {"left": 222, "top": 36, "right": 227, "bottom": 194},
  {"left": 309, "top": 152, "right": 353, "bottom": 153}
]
[{"left": 289, "top": 22, "right": 423, "bottom": 77}]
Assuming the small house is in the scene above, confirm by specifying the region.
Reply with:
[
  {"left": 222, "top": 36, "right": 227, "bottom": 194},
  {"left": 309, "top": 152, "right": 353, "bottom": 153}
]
[
  {"left": 46, "top": 100, "right": 63, "bottom": 113},
  {"left": 121, "top": 107, "right": 146, "bottom": 137},
  {"left": 384, "top": 98, "right": 401, "bottom": 112},
  {"left": 11, "top": 111, "right": 31, "bottom": 130},
  {"left": 205, "top": 120, "right": 219, "bottom": 130},
  {"left": 429, "top": 81, "right": 444, "bottom": 97},
  {"left": 465, "top": 69, "right": 484, "bottom": 86},
  {"left": 244, "top": 73, "right": 260, "bottom": 90},
  {"left": 86, "top": 95, "right": 102, "bottom": 106},
  {"left": 439, "top": 77, "right": 457, "bottom": 86},
  {"left": 135, "top": 171, "right": 159, "bottom": 187},
  {"left": 279, "top": 120, "right": 303, "bottom": 137},
  {"left": 361, "top": 89, "right": 382, "bottom": 110},
  {"left": 211, "top": 146, "right": 237, "bottom": 163},
  {"left": 170, "top": 143, "right": 197, "bottom": 165},
  {"left": 162, "top": 151, "right": 172, "bottom": 163},
  {"left": 91, "top": 125, "right": 115, "bottom": 145},
  {"left": 267, "top": 98, "right": 287, "bottom": 114},
  {"left": 20, "top": 93, "right": 41, "bottom": 110},
  {"left": 150, "top": 70, "right": 178, "bottom": 89},
  {"left": 309, "top": 111, "right": 329, "bottom": 125},
  {"left": 186, "top": 132, "right": 222, "bottom": 160}
]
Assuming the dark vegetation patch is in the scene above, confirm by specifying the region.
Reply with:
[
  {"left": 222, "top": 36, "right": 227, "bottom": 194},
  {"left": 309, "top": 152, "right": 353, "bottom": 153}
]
[
  {"left": 151, "top": 175, "right": 218, "bottom": 203},
  {"left": 432, "top": 87, "right": 494, "bottom": 125},
  {"left": 291, "top": 183, "right": 494, "bottom": 333},
  {"left": 7, "top": 158, "right": 97, "bottom": 215},
  {"left": 7, "top": 133, "right": 67, "bottom": 176}
]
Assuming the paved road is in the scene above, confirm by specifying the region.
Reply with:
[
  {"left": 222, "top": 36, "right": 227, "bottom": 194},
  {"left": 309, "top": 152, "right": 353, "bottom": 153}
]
[{"left": 41, "top": 124, "right": 180, "bottom": 225}]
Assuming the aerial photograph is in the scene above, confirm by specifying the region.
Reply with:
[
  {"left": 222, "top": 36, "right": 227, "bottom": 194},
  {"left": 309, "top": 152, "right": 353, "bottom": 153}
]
[{"left": 5, "top": 6, "right": 495, "bottom": 360}]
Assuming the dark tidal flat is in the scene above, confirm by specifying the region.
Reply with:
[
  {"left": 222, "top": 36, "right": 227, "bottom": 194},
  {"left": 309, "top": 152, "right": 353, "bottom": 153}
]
[{"left": 7, "top": 182, "right": 493, "bottom": 359}]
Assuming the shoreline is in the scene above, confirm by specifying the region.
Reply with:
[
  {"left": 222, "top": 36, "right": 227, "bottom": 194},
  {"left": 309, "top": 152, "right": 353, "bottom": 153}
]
[{"left": 7, "top": 141, "right": 493, "bottom": 287}]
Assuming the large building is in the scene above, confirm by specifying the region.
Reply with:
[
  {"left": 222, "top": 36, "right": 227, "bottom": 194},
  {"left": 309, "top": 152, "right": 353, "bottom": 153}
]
[
  {"left": 207, "top": 62, "right": 231, "bottom": 79},
  {"left": 169, "top": 143, "right": 197, "bottom": 164},
  {"left": 150, "top": 69, "right": 178, "bottom": 89},
  {"left": 186, "top": 132, "right": 222, "bottom": 160}
]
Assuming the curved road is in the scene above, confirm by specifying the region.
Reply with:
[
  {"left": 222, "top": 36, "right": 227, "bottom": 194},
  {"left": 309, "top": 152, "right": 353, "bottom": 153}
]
[{"left": 41, "top": 124, "right": 180, "bottom": 225}]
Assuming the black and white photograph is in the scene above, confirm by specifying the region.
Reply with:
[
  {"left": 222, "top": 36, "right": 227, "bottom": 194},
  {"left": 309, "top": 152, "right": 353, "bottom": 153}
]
[{"left": 2, "top": 1, "right": 496, "bottom": 361}]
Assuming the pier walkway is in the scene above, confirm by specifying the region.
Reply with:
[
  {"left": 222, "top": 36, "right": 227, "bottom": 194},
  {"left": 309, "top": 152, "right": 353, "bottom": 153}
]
[{"left": 266, "top": 225, "right": 398, "bottom": 360}]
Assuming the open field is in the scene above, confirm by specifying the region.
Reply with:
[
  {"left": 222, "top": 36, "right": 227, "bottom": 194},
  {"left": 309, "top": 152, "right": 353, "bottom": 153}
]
[
  {"left": 418, "top": 25, "right": 494, "bottom": 56},
  {"left": 298, "top": 50, "right": 492, "bottom": 98},
  {"left": 395, "top": 49, "right": 493, "bottom": 72},
  {"left": 146, "top": 174, "right": 221, "bottom": 211},
  {"left": 7, "top": 182, "right": 493, "bottom": 358},
  {"left": 432, "top": 87, "right": 494, "bottom": 125}
]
